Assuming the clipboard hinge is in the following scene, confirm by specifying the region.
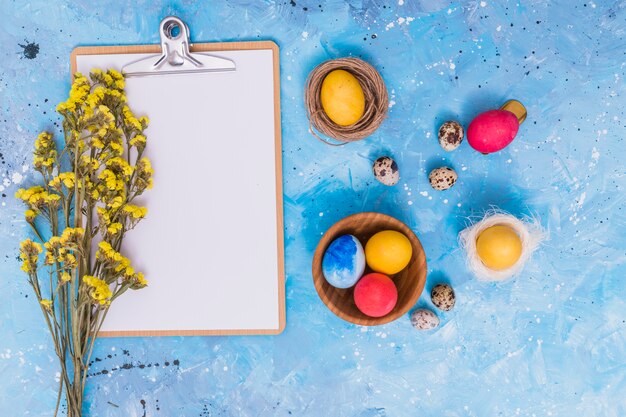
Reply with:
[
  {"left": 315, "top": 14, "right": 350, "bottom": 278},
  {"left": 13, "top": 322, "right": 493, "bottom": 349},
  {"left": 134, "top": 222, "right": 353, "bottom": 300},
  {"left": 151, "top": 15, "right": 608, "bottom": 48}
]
[{"left": 122, "top": 16, "right": 236, "bottom": 77}]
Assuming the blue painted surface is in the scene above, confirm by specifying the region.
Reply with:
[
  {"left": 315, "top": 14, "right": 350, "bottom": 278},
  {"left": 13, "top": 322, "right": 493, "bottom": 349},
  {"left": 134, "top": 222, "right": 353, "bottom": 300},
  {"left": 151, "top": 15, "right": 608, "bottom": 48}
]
[
  {"left": 1, "top": 1, "right": 625, "bottom": 416},
  {"left": 322, "top": 235, "right": 366, "bottom": 288}
]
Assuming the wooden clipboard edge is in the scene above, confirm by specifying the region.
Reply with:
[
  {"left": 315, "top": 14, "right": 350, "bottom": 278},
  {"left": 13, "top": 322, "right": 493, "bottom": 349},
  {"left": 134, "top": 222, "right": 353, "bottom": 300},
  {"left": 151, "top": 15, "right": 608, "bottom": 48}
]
[{"left": 71, "top": 41, "right": 286, "bottom": 337}]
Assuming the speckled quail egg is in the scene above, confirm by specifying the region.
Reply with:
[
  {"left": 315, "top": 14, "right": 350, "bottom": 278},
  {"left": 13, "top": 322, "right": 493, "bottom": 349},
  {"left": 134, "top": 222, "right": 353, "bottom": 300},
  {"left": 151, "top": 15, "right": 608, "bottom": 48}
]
[
  {"left": 428, "top": 167, "right": 458, "bottom": 191},
  {"left": 373, "top": 156, "right": 399, "bottom": 186},
  {"left": 438, "top": 121, "right": 464, "bottom": 151},
  {"left": 410, "top": 308, "right": 439, "bottom": 330},
  {"left": 431, "top": 284, "right": 456, "bottom": 312}
]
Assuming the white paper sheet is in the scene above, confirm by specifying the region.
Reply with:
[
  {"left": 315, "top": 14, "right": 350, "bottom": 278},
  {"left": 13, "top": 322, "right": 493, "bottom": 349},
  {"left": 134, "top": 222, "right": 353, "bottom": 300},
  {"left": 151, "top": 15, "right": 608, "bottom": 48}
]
[{"left": 76, "top": 47, "right": 283, "bottom": 334}]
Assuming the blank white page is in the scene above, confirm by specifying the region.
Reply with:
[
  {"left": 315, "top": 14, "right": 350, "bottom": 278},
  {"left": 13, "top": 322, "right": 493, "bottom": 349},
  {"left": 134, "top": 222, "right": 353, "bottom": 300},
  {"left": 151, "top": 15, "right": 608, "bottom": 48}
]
[{"left": 75, "top": 45, "right": 284, "bottom": 335}]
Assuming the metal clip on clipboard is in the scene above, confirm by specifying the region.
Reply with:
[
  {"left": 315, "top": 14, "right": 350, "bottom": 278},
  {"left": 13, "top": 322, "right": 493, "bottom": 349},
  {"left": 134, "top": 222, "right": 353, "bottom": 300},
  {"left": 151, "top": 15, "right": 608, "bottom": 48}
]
[{"left": 122, "top": 16, "right": 236, "bottom": 77}]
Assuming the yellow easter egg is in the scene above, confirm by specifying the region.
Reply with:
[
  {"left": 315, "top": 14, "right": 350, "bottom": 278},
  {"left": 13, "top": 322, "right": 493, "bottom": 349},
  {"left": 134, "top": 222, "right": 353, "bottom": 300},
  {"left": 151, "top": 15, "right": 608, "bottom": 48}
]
[
  {"left": 365, "top": 230, "right": 412, "bottom": 275},
  {"left": 320, "top": 69, "right": 366, "bottom": 126},
  {"left": 476, "top": 225, "right": 522, "bottom": 270}
]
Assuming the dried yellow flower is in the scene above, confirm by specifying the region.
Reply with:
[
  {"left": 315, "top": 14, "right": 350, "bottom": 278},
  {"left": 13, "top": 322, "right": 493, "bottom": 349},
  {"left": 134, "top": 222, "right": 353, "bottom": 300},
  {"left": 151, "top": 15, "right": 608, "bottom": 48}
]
[
  {"left": 131, "top": 272, "right": 148, "bottom": 290},
  {"left": 25, "top": 209, "right": 37, "bottom": 223},
  {"left": 122, "top": 205, "right": 147, "bottom": 220},
  {"left": 19, "top": 239, "right": 42, "bottom": 274},
  {"left": 17, "top": 68, "right": 151, "bottom": 416},
  {"left": 59, "top": 228, "right": 85, "bottom": 246},
  {"left": 106, "top": 222, "right": 123, "bottom": 236},
  {"left": 82, "top": 276, "right": 112, "bottom": 305}
]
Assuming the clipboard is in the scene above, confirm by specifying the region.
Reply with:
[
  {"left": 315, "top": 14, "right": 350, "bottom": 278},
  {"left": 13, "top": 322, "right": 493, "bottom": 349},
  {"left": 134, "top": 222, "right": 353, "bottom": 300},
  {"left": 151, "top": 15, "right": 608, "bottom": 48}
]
[{"left": 71, "top": 17, "right": 285, "bottom": 336}]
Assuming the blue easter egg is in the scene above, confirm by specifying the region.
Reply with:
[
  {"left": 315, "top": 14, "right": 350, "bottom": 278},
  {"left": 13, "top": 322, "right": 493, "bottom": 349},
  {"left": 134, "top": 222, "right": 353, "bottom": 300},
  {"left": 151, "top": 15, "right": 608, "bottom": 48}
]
[{"left": 322, "top": 235, "right": 366, "bottom": 289}]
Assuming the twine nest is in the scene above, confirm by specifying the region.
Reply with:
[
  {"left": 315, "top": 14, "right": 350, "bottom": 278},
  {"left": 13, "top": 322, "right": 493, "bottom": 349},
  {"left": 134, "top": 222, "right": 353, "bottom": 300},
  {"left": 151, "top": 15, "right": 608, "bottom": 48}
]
[
  {"left": 304, "top": 58, "right": 388, "bottom": 145},
  {"left": 458, "top": 210, "right": 546, "bottom": 282}
]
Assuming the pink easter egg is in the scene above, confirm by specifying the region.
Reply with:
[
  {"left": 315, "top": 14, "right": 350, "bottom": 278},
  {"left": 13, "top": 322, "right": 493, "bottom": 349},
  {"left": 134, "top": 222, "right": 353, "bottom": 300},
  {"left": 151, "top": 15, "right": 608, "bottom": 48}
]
[
  {"left": 467, "top": 110, "right": 519, "bottom": 154},
  {"left": 354, "top": 273, "right": 398, "bottom": 318}
]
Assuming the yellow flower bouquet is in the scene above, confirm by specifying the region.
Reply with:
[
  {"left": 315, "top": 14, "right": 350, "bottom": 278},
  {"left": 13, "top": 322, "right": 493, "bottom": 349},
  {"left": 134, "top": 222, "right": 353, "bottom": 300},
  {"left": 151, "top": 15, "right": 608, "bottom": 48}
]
[{"left": 16, "top": 69, "right": 152, "bottom": 417}]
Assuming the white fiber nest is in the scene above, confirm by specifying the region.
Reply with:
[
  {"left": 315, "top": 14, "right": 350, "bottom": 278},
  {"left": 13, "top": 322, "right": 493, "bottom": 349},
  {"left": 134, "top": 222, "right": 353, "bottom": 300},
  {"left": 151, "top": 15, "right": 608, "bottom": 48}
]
[{"left": 458, "top": 209, "right": 546, "bottom": 282}]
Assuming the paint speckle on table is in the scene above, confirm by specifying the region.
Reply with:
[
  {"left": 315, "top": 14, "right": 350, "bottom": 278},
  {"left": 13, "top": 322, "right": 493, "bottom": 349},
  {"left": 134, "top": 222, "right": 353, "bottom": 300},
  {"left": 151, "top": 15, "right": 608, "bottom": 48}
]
[
  {"left": 1, "top": 1, "right": 626, "bottom": 416},
  {"left": 18, "top": 40, "right": 40, "bottom": 59}
]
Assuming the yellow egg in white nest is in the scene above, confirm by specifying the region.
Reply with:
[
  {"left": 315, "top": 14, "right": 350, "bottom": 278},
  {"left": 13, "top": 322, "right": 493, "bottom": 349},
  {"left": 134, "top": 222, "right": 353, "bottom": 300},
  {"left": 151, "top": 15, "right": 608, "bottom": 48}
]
[
  {"left": 476, "top": 225, "right": 522, "bottom": 270},
  {"left": 458, "top": 210, "right": 546, "bottom": 282}
]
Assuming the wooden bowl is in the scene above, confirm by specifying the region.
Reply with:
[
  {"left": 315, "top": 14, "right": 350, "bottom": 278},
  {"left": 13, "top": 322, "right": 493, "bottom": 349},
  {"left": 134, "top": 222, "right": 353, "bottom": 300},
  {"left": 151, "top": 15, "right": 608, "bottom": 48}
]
[{"left": 312, "top": 212, "right": 427, "bottom": 326}]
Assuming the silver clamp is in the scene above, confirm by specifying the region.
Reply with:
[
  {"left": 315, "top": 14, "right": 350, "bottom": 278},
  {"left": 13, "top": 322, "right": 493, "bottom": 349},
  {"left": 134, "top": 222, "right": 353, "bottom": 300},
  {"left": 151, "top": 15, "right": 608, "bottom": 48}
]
[{"left": 122, "top": 16, "right": 236, "bottom": 77}]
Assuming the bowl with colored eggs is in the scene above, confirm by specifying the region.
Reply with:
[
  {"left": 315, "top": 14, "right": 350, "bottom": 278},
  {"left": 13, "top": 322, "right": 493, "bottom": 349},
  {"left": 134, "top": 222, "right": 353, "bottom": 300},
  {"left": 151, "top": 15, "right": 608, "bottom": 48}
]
[{"left": 312, "top": 212, "right": 427, "bottom": 326}]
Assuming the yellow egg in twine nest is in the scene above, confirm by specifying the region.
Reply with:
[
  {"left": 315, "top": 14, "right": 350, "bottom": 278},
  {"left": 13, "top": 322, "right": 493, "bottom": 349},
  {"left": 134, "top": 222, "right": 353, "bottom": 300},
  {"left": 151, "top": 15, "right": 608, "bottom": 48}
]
[
  {"left": 304, "top": 58, "right": 389, "bottom": 145},
  {"left": 320, "top": 69, "right": 366, "bottom": 126},
  {"left": 459, "top": 210, "right": 546, "bottom": 282}
]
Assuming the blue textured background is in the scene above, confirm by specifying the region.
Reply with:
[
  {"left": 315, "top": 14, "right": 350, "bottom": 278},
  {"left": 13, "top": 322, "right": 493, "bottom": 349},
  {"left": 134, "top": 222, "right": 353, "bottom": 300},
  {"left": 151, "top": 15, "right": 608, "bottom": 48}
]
[{"left": 1, "top": 1, "right": 625, "bottom": 416}]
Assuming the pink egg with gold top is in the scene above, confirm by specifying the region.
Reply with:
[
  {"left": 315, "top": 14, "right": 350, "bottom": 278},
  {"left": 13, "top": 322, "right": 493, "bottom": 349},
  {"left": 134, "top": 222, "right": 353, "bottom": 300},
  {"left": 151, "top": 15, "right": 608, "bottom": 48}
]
[{"left": 467, "top": 109, "right": 519, "bottom": 154}]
